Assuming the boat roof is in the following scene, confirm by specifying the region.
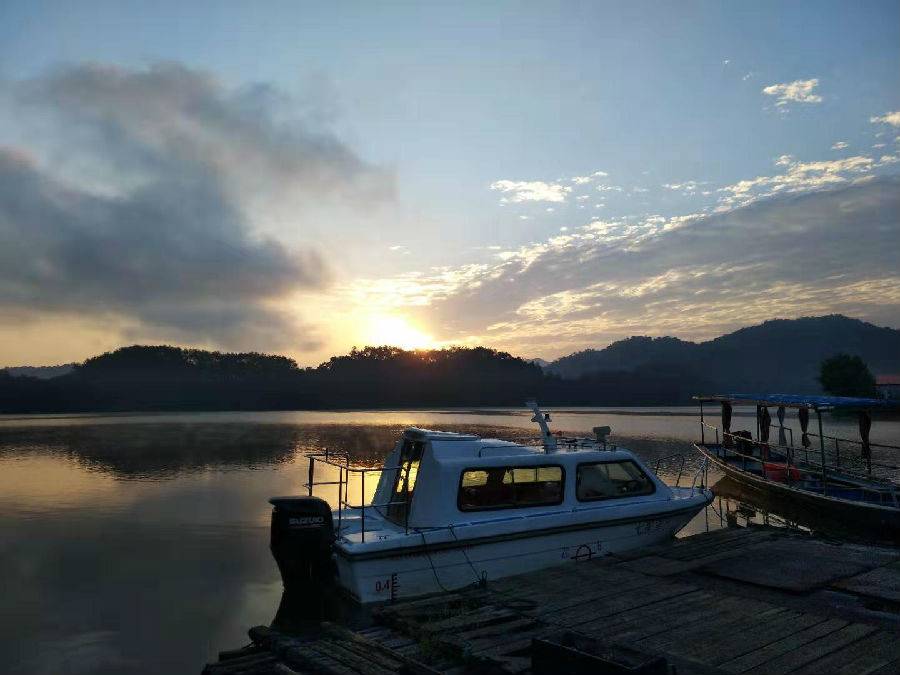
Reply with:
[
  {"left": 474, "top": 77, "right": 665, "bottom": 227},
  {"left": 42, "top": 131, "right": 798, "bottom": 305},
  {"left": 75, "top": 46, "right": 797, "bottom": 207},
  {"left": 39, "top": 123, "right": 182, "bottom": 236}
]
[
  {"left": 400, "top": 426, "right": 618, "bottom": 461},
  {"left": 402, "top": 427, "right": 480, "bottom": 442},
  {"left": 695, "top": 393, "right": 900, "bottom": 411}
]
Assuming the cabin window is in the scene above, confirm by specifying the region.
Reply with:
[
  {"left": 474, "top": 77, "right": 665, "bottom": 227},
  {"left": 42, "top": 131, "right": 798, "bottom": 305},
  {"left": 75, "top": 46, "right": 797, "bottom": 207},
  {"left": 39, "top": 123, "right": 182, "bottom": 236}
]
[
  {"left": 387, "top": 439, "right": 424, "bottom": 524},
  {"left": 458, "top": 465, "right": 564, "bottom": 511},
  {"left": 576, "top": 461, "right": 655, "bottom": 501}
]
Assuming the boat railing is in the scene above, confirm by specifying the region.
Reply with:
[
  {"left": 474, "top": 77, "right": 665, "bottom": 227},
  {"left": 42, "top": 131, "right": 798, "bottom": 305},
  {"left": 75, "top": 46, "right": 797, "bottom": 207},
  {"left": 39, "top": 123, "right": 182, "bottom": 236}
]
[
  {"left": 303, "top": 448, "right": 411, "bottom": 543},
  {"left": 701, "top": 419, "right": 900, "bottom": 478},
  {"left": 654, "top": 454, "right": 686, "bottom": 487},
  {"left": 699, "top": 422, "right": 899, "bottom": 506},
  {"left": 756, "top": 422, "right": 900, "bottom": 479},
  {"left": 688, "top": 457, "right": 709, "bottom": 496}
]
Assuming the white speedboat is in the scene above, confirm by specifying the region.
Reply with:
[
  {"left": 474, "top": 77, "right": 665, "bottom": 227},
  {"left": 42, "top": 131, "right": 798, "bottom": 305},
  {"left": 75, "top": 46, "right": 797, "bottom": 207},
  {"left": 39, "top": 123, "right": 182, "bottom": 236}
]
[{"left": 269, "top": 402, "right": 712, "bottom": 603}]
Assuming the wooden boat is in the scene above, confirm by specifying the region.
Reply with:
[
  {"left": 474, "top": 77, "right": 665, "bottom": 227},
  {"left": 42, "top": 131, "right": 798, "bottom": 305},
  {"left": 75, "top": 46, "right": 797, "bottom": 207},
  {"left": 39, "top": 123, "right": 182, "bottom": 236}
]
[{"left": 694, "top": 393, "right": 900, "bottom": 542}]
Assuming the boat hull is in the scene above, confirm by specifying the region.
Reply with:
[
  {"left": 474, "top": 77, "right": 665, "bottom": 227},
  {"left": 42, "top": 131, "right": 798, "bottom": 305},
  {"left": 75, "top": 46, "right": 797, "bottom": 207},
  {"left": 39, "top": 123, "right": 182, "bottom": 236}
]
[
  {"left": 697, "top": 443, "right": 900, "bottom": 542},
  {"left": 334, "top": 504, "right": 705, "bottom": 603}
]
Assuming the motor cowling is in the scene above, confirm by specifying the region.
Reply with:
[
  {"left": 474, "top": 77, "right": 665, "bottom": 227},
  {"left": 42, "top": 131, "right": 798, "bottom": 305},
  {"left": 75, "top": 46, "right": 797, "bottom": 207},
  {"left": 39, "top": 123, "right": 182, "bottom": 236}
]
[{"left": 269, "top": 496, "right": 336, "bottom": 591}]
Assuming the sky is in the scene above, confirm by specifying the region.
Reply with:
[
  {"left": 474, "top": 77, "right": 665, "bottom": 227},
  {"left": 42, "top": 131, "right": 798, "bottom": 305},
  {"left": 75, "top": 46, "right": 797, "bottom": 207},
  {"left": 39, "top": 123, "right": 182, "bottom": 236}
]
[{"left": 0, "top": 1, "right": 898, "bottom": 366}]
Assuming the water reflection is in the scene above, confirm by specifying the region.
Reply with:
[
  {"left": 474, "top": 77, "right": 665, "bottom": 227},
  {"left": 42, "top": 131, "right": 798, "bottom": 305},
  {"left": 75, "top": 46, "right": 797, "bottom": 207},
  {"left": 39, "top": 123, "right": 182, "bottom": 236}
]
[{"left": 0, "top": 412, "right": 896, "bottom": 675}]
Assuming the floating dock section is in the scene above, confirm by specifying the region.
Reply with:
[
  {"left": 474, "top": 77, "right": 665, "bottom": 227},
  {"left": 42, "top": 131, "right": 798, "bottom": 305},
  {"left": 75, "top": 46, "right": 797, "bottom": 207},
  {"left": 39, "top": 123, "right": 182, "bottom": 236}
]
[{"left": 203, "top": 526, "right": 900, "bottom": 674}]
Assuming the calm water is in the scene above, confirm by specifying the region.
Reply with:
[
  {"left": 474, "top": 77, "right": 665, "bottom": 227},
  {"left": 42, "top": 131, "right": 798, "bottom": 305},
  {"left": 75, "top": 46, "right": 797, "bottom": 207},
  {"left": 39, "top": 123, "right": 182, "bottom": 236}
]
[{"left": 2, "top": 407, "right": 898, "bottom": 674}]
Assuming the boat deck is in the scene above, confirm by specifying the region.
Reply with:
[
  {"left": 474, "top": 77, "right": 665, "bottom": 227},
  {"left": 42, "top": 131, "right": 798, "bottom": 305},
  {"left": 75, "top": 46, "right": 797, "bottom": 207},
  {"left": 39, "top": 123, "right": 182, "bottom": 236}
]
[{"left": 203, "top": 526, "right": 900, "bottom": 674}]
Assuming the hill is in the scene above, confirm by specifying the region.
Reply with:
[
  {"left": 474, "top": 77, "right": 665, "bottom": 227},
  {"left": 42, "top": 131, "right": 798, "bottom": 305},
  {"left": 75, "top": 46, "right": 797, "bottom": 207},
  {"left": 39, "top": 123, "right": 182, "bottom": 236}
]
[
  {"left": 547, "top": 315, "right": 900, "bottom": 394},
  {"left": 0, "top": 364, "right": 75, "bottom": 379},
  {"left": 2, "top": 315, "right": 898, "bottom": 412},
  {"left": 0, "top": 344, "right": 545, "bottom": 412}
]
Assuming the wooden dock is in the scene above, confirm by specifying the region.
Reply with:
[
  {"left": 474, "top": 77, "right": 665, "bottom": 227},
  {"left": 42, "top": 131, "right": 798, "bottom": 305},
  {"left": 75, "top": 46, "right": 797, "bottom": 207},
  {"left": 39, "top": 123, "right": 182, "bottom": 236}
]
[{"left": 203, "top": 526, "right": 900, "bottom": 674}]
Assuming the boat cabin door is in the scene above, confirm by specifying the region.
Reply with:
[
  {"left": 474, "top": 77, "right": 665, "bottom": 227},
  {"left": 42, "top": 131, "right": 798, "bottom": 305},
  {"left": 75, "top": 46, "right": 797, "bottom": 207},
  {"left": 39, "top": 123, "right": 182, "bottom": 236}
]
[{"left": 387, "top": 439, "right": 424, "bottom": 526}]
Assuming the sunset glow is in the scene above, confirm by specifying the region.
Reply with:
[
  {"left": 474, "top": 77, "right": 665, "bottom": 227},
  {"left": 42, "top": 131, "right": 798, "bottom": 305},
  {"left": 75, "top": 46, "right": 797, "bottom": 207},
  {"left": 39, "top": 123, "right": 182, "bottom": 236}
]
[
  {"left": 364, "top": 314, "right": 436, "bottom": 351},
  {"left": 0, "top": 3, "right": 897, "bottom": 367}
]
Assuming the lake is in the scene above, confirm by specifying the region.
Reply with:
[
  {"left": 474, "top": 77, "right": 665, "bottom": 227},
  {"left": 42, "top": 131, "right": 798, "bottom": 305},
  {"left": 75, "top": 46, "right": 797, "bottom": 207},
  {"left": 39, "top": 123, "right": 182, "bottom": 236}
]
[{"left": 2, "top": 407, "right": 898, "bottom": 674}]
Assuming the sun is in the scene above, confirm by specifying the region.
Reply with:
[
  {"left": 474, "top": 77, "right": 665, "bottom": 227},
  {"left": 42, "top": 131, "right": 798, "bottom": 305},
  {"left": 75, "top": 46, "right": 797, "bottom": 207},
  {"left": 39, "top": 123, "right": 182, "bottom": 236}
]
[{"left": 365, "top": 314, "right": 435, "bottom": 350}]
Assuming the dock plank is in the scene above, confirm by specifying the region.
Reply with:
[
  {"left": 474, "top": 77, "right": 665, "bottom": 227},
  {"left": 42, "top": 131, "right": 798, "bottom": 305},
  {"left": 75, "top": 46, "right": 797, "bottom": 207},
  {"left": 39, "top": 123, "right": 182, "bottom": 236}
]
[
  {"left": 717, "top": 617, "right": 848, "bottom": 673},
  {"left": 671, "top": 607, "right": 796, "bottom": 662},
  {"left": 832, "top": 561, "right": 900, "bottom": 603},
  {"left": 542, "top": 579, "right": 697, "bottom": 626},
  {"left": 742, "top": 622, "right": 878, "bottom": 675},
  {"left": 788, "top": 629, "right": 900, "bottom": 675},
  {"left": 625, "top": 595, "right": 778, "bottom": 650},
  {"left": 703, "top": 612, "right": 831, "bottom": 666}
]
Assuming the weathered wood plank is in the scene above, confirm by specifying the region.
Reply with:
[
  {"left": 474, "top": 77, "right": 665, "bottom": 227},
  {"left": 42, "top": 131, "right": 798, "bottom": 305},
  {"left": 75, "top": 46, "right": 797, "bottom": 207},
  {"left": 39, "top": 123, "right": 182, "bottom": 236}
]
[
  {"left": 502, "top": 572, "right": 663, "bottom": 615},
  {"left": 542, "top": 580, "right": 697, "bottom": 627},
  {"left": 594, "top": 590, "right": 718, "bottom": 638},
  {"left": 665, "top": 529, "right": 779, "bottom": 561},
  {"left": 789, "top": 630, "right": 900, "bottom": 675},
  {"left": 742, "top": 622, "right": 878, "bottom": 675},
  {"left": 312, "top": 639, "right": 399, "bottom": 675},
  {"left": 717, "top": 617, "right": 848, "bottom": 673},
  {"left": 670, "top": 607, "right": 797, "bottom": 662},
  {"left": 617, "top": 594, "right": 776, "bottom": 648},
  {"left": 422, "top": 605, "right": 518, "bottom": 633},
  {"left": 831, "top": 561, "right": 900, "bottom": 603},
  {"left": 703, "top": 612, "right": 830, "bottom": 666}
]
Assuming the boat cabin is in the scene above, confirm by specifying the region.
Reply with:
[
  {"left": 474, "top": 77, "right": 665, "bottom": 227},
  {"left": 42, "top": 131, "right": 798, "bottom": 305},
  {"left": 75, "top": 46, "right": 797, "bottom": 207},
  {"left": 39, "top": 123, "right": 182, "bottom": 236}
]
[{"left": 367, "top": 427, "right": 666, "bottom": 533}]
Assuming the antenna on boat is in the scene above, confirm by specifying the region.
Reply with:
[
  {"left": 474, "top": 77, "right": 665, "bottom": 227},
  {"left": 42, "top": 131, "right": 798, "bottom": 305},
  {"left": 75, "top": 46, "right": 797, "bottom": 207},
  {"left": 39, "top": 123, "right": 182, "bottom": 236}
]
[{"left": 527, "top": 399, "right": 557, "bottom": 453}]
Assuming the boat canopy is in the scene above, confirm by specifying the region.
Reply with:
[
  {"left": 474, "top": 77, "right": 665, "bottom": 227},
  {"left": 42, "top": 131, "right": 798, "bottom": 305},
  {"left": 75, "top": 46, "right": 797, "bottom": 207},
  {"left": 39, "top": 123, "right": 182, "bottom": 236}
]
[{"left": 695, "top": 393, "right": 900, "bottom": 411}]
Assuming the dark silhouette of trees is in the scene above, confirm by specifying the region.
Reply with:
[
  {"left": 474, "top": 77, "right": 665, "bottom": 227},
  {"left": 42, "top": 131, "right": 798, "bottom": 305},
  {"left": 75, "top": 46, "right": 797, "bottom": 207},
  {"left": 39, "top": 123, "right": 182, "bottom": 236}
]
[
  {"left": 309, "top": 345, "right": 545, "bottom": 407},
  {"left": 0, "top": 344, "right": 549, "bottom": 412},
  {"left": 2, "top": 317, "right": 895, "bottom": 413},
  {"left": 819, "top": 353, "right": 877, "bottom": 397}
]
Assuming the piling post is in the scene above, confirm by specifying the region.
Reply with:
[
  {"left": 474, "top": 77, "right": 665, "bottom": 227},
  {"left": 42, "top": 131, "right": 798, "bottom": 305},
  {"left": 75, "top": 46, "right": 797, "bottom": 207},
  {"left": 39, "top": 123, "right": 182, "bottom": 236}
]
[
  {"left": 361, "top": 470, "right": 366, "bottom": 543},
  {"left": 700, "top": 401, "right": 705, "bottom": 445},
  {"left": 817, "top": 409, "right": 827, "bottom": 497}
]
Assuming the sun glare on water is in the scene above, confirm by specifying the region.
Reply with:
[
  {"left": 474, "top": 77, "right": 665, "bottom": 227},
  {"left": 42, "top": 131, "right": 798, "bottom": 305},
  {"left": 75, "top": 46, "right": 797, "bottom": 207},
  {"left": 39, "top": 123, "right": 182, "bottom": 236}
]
[{"left": 365, "top": 314, "right": 436, "bottom": 350}]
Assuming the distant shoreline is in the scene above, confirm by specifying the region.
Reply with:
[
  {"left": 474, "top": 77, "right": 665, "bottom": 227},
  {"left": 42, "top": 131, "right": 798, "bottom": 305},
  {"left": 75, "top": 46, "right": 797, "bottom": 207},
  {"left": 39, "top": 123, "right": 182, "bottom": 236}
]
[{"left": 0, "top": 405, "right": 701, "bottom": 421}]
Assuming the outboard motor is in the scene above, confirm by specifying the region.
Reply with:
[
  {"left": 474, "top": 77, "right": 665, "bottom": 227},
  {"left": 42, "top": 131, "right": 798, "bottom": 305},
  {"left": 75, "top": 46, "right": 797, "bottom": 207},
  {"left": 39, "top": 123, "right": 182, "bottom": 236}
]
[{"left": 269, "top": 496, "right": 336, "bottom": 591}]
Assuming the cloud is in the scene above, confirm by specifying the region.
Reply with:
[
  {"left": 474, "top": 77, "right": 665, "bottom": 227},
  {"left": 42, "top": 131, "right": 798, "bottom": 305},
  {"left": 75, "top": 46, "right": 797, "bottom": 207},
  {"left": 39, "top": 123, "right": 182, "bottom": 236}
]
[
  {"left": 831, "top": 141, "right": 849, "bottom": 150},
  {"left": 762, "top": 79, "right": 822, "bottom": 106},
  {"left": 774, "top": 155, "right": 794, "bottom": 166},
  {"left": 489, "top": 179, "right": 572, "bottom": 203},
  {"left": 570, "top": 171, "right": 609, "bottom": 185},
  {"left": 0, "top": 63, "right": 392, "bottom": 350},
  {"left": 716, "top": 155, "right": 886, "bottom": 208},
  {"left": 662, "top": 180, "right": 707, "bottom": 195},
  {"left": 360, "top": 160, "right": 900, "bottom": 357},
  {"left": 870, "top": 111, "right": 900, "bottom": 127},
  {"left": 417, "top": 177, "right": 900, "bottom": 354}
]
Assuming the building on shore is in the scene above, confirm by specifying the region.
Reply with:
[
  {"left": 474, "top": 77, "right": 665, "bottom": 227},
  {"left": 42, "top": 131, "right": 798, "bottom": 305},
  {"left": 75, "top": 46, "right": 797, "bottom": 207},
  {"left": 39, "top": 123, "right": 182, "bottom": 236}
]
[{"left": 876, "top": 374, "right": 900, "bottom": 399}]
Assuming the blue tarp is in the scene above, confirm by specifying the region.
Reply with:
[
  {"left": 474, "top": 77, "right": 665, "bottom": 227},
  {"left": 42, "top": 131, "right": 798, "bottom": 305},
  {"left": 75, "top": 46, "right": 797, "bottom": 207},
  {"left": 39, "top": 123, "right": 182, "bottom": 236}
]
[{"left": 696, "top": 393, "right": 900, "bottom": 410}]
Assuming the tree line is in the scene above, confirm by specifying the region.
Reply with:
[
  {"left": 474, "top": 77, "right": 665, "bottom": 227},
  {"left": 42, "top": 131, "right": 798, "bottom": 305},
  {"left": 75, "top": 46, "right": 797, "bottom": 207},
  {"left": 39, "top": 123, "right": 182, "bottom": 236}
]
[
  {"left": 0, "top": 344, "right": 881, "bottom": 413},
  {"left": 0, "top": 344, "right": 715, "bottom": 413}
]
